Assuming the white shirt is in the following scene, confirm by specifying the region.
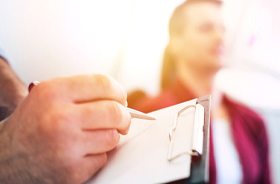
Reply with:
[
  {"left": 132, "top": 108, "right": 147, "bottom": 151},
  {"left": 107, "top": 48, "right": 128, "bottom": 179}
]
[{"left": 212, "top": 120, "right": 243, "bottom": 184}]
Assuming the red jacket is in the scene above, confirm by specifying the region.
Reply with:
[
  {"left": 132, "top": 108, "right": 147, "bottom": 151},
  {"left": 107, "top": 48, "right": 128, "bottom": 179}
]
[{"left": 132, "top": 79, "right": 271, "bottom": 184}]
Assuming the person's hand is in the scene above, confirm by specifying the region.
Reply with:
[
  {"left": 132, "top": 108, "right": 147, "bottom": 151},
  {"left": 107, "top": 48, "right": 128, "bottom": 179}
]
[{"left": 0, "top": 75, "right": 131, "bottom": 184}]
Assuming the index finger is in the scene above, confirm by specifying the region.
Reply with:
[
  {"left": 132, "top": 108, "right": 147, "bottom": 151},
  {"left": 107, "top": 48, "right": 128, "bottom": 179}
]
[{"left": 40, "top": 74, "right": 127, "bottom": 105}]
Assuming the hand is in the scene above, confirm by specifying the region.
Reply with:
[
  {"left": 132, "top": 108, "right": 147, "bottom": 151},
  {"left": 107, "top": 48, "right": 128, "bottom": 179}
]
[{"left": 0, "top": 75, "right": 131, "bottom": 184}]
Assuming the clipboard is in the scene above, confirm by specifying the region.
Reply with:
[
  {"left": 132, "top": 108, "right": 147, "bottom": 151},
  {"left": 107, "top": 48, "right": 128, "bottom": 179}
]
[
  {"left": 170, "top": 96, "right": 210, "bottom": 184},
  {"left": 88, "top": 96, "right": 211, "bottom": 184}
]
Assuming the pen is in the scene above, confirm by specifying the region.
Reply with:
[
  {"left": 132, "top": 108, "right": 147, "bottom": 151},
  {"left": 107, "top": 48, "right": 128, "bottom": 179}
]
[
  {"left": 126, "top": 107, "right": 155, "bottom": 120},
  {"left": 28, "top": 81, "right": 156, "bottom": 121}
]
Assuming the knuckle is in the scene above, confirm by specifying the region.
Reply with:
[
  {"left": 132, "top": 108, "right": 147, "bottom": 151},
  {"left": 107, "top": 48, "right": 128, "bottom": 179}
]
[
  {"left": 92, "top": 74, "right": 127, "bottom": 105},
  {"left": 93, "top": 74, "right": 112, "bottom": 91}
]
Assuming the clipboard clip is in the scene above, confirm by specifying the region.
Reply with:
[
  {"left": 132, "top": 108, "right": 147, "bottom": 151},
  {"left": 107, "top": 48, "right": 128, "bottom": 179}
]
[{"left": 167, "top": 103, "right": 205, "bottom": 162}]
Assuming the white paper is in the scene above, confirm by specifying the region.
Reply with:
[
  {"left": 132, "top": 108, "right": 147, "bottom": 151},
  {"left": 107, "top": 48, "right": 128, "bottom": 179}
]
[{"left": 88, "top": 99, "right": 200, "bottom": 184}]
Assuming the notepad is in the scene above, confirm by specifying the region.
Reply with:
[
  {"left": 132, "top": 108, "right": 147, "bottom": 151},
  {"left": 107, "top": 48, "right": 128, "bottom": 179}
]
[{"left": 88, "top": 98, "right": 207, "bottom": 184}]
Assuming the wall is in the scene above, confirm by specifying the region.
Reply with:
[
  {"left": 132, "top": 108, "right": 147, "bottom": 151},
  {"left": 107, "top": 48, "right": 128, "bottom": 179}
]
[{"left": 0, "top": 0, "right": 132, "bottom": 83}]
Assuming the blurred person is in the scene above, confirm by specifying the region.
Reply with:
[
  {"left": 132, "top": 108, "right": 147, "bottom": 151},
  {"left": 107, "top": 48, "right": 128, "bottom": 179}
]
[
  {"left": 127, "top": 89, "right": 148, "bottom": 110},
  {"left": 0, "top": 51, "right": 131, "bottom": 183},
  {"left": 132, "top": 0, "right": 271, "bottom": 183}
]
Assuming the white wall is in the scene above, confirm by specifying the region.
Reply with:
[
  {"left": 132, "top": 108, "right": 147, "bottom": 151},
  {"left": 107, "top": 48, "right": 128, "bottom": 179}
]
[
  {"left": 216, "top": 0, "right": 280, "bottom": 110},
  {"left": 0, "top": 0, "right": 133, "bottom": 83}
]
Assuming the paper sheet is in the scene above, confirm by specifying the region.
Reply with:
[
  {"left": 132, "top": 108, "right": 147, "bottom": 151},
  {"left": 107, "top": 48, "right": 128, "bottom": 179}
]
[{"left": 88, "top": 99, "right": 200, "bottom": 184}]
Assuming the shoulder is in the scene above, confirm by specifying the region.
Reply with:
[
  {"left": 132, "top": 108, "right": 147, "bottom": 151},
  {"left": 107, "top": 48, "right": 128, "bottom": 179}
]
[{"left": 131, "top": 90, "right": 178, "bottom": 113}]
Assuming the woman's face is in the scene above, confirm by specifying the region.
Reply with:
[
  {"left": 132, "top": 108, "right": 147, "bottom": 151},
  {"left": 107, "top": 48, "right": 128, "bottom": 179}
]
[{"left": 171, "top": 2, "right": 225, "bottom": 72}]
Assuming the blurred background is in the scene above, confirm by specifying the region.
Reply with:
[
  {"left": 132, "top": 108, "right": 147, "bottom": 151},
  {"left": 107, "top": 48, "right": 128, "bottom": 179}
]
[{"left": 0, "top": 0, "right": 279, "bottom": 182}]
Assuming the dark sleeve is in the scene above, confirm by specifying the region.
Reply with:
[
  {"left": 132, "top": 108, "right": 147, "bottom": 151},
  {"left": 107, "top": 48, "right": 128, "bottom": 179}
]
[
  {"left": 242, "top": 107, "right": 271, "bottom": 184},
  {"left": 0, "top": 48, "right": 9, "bottom": 63},
  {"left": 240, "top": 105, "right": 271, "bottom": 184},
  {"left": 224, "top": 96, "right": 271, "bottom": 184},
  {"left": 244, "top": 107, "right": 271, "bottom": 184},
  {"left": 256, "top": 116, "right": 271, "bottom": 184},
  {"left": 0, "top": 48, "right": 11, "bottom": 120}
]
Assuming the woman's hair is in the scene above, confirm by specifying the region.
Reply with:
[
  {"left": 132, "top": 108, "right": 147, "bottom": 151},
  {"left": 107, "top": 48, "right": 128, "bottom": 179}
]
[{"left": 160, "top": 0, "right": 222, "bottom": 90}]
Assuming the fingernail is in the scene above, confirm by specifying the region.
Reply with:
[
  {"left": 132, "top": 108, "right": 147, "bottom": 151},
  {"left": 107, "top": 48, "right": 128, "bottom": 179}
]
[{"left": 28, "top": 81, "right": 40, "bottom": 92}]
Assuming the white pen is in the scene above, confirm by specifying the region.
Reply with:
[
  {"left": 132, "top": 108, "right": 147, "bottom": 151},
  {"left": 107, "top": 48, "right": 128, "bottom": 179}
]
[{"left": 127, "top": 107, "right": 156, "bottom": 120}]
